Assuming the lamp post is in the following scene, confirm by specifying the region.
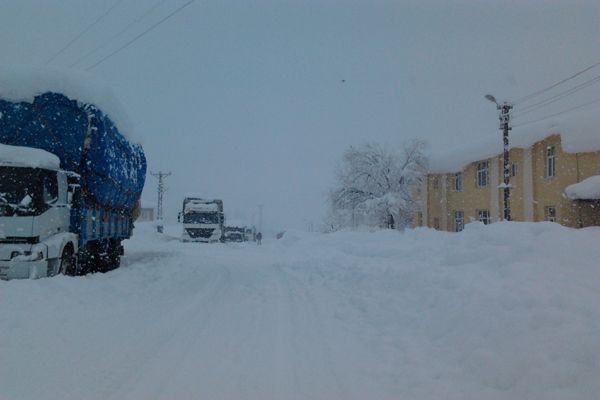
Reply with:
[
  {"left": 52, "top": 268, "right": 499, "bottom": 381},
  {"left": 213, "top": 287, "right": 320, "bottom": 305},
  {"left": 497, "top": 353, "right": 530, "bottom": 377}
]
[{"left": 485, "top": 94, "right": 512, "bottom": 221}]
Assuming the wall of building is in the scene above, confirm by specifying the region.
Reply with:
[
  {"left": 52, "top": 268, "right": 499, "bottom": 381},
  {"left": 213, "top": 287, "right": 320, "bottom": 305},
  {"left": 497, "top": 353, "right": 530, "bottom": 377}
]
[
  {"left": 421, "top": 134, "right": 600, "bottom": 231},
  {"left": 138, "top": 207, "right": 155, "bottom": 222}
]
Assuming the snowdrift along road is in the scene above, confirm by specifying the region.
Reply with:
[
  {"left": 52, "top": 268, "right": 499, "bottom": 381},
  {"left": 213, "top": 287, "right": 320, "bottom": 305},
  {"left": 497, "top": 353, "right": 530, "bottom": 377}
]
[{"left": 1, "top": 221, "right": 599, "bottom": 400}]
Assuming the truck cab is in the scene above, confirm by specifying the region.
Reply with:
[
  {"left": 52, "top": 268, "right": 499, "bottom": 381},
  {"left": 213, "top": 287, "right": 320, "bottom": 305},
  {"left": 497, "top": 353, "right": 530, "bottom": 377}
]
[
  {"left": 0, "top": 146, "right": 78, "bottom": 279},
  {"left": 179, "top": 198, "right": 224, "bottom": 242}
]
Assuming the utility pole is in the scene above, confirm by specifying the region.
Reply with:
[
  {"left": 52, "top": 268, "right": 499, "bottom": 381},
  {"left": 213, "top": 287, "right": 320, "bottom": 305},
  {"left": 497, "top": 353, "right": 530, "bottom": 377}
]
[
  {"left": 499, "top": 102, "right": 513, "bottom": 222},
  {"left": 485, "top": 95, "right": 513, "bottom": 221},
  {"left": 150, "top": 171, "right": 172, "bottom": 233},
  {"left": 258, "top": 204, "right": 263, "bottom": 234}
]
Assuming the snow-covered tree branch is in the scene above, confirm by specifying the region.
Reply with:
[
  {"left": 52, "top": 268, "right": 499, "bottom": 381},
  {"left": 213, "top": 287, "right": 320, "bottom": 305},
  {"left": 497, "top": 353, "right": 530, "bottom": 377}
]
[{"left": 326, "top": 140, "right": 428, "bottom": 231}]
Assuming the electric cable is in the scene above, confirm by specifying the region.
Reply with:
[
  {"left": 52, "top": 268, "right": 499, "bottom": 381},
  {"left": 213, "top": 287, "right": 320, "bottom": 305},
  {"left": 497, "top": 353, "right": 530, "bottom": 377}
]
[
  {"left": 513, "top": 61, "right": 600, "bottom": 105},
  {"left": 70, "top": 0, "right": 167, "bottom": 68},
  {"left": 45, "top": 0, "right": 124, "bottom": 65},
  {"left": 512, "top": 98, "right": 600, "bottom": 128},
  {"left": 513, "top": 75, "right": 600, "bottom": 118},
  {"left": 85, "top": 0, "right": 195, "bottom": 71}
]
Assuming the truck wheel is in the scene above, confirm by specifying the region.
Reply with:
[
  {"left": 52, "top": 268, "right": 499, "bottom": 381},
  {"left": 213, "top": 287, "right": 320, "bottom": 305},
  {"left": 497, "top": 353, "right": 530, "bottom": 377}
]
[
  {"left": 108, "top": 241, "right": 121, "bottom": 271},
  {"left": 59, "top": 246, "right": 76, "bottom": 276}
]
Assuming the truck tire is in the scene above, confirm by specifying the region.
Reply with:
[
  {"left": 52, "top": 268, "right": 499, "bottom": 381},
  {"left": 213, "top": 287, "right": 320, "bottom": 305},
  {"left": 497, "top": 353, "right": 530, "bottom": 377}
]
[
  {"left": 59, "top": 245, "right": 76, "bottom": 276},
  {"left": 107, "top": 241, "right": 121, "bottom": 271}
]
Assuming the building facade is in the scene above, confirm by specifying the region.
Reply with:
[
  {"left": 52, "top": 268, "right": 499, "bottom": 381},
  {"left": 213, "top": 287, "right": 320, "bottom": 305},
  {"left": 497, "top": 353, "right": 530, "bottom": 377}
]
[
  {"left": 418, "top": 134, "right": 600, "bottom": 231},
  {"left": 138, "top": 207, "right": 155, "bottom": 222}
]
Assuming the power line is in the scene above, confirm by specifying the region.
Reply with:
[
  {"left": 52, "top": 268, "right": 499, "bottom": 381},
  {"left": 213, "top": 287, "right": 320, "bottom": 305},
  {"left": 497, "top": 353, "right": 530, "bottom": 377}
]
[
  {"left": 512, "top": 98, "right": 600, "bottom": 128},
  {"left": 85, "top": 0, "right": 195, "bottom": 71},
  {"left": 45, "top": 0, "right": 124, "bottom": 65},
  {"left": 513, "top": 61, "right": 600, "bottom": 104},
  {"left": 513, "top": 74, "right": 600, "bottom": 118},
  {"left": 70, "top": 0, "right": 168, "bottom": 68}
]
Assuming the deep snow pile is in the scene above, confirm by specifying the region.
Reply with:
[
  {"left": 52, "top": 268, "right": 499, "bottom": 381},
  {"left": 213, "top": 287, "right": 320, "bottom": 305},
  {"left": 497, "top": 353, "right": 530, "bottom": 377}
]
[
  {"left": 565, "top": 175, "right": 600, "bottom": 200},
  {"left": 1, "top": 221, "right": 599, "bottom": 400},
  {"left": 429, "top": 108, "right": 600, "bottom": 173},
  {"left": 0, "top": 64, "right": 134, "bottom": 137}
]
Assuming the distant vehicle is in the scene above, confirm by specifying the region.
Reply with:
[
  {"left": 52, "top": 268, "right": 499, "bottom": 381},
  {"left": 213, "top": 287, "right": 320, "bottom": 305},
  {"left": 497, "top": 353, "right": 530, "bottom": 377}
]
[
  {"left": 0, "top": 91, "right": 146, "bottom": 279},
  {"left": 223, "top": 226, "right": 245, "bottom": 242},
  {"left": 244, "top": 226, "right": 257, "bottom": 242},
  {"left": 179, "top": 198, "right": 224, "bottom": 242}
]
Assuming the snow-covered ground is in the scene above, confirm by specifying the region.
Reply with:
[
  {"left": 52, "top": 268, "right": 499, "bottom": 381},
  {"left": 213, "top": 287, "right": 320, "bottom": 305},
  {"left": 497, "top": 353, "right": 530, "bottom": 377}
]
[{"left": 1, "top": 221, "right": 599, "bottom": 400}]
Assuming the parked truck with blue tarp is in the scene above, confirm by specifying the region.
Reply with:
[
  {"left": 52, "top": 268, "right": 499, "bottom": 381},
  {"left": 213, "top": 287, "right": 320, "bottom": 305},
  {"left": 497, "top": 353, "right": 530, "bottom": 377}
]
[{"left": 0, "top": 90, "right": 146, "bottom": 279}]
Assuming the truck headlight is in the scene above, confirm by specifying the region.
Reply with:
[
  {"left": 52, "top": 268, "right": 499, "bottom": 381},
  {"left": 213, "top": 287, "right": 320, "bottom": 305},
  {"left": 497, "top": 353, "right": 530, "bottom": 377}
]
[
  {"left": 10, "top": 251, "right": 44, "bottom": 261},
  {"left": 11, "top": 250, "right": 31, "bottom": 259}
]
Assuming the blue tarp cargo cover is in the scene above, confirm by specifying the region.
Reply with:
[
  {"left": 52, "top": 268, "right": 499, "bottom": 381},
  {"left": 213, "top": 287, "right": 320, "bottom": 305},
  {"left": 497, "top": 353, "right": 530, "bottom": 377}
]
[{"left": 0, "top": 92, "right": 146, "bottom": 211}]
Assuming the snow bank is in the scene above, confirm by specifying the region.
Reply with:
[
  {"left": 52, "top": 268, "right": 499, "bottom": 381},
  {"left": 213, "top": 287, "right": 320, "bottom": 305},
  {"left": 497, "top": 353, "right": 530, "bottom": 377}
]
[
  {"left": 565, "top": 175, "right": 600, "bottom": 200},
  {"left": 0, "top": 64, "right": 134, "bottom": 139},
  {"left": 430, "top": 108, "right": 600, "bottom": 173},
  {"left": 0, "top": 143, "right": 60, "bottom": 169},
  {"left": 1, "top": 221, "right": 599, "bottom": 400}
]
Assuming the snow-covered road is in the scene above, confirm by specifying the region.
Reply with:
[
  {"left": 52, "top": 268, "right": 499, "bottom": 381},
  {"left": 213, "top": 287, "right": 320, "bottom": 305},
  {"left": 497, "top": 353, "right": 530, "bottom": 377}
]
[{"left": 2, "top": 222, "right": 599, "bottom": 400}]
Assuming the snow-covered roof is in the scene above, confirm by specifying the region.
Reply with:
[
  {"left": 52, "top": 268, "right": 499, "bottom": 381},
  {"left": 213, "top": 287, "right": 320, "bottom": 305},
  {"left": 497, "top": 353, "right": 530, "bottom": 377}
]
[
  {"left": 430, "top": 109, "right": 600, "bottom": 173},
  {"left": 184, "top": 194, "right": 222, "bottom": 201},
  {"left": 185, "top": 201, "right": 219, "bottom": 212},
  {"left": 225, "top": 219, "right": 247, "bottom": 228},
  {"left": 0, "top": 143, "right": 60, "bottom": 170},
  {"left": 0, "top": 64, "right": 134, "bottom": 140},
  {"left": 565, "top": 175, "right": 600, "bottom": 200}
]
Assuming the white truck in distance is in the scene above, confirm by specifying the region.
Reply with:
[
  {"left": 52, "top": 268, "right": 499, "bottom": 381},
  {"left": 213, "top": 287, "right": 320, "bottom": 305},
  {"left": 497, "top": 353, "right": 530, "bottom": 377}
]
[{"left": 179, "top": 198, "right": 224, "bottom": 242}]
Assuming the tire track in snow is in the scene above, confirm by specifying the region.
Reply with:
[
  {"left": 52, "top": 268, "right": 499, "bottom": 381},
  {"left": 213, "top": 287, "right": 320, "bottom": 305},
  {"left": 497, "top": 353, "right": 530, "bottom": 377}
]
[
  {"left": 105, "top": 263, "right": 233, "bottom": 400},
  {"left": 274, "top": 262, "right": 350, "bottom": 399}
]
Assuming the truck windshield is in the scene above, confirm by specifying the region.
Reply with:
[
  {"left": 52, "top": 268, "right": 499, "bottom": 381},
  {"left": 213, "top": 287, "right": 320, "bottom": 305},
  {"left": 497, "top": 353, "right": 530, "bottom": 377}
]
[
  {"left": 0, "top": 167, "right": 56, "bottom": 216},
  {"left": 183, "top": 212, "right": 219, "bottom": 224}
]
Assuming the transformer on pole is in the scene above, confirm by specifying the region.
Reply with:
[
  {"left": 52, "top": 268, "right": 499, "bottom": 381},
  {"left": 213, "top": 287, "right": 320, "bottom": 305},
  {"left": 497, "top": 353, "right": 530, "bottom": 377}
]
[{"left": 150, "top": 171, "right": 172, "bottom": 233}]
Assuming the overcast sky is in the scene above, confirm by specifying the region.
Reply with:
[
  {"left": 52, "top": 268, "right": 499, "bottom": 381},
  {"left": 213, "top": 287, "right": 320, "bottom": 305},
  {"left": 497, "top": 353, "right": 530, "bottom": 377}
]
[{"left": 1, "top": 0, "right": 599, "bottom": 230}]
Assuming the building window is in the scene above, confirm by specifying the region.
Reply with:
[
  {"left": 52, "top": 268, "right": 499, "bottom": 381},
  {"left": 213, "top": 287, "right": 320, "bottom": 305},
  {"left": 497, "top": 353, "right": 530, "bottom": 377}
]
[
  {"left": 477, "top": 209, "right": 490, "bottom": 225},
  {"left": 432, "top": 177, "right": 439, "bottom": 189},
  {"left": 433, "top": 217, "right": 440, "bottom": 230},
  {"left": 454, "top": 172, "right": 463, "bottom": 192},
  {"left": 545, "top": 206, "right": 556, "bottom": 222},
  {"left": 476, "top": 161, "right": 489, "bottom": 187},
  {"left": 454, "top": 210, "right": 464, "bottom": 232},
  {"left": 511, "top": 162, "right": 517, "bottom": 177},
  {"left": 546, "top": 146, "right": 556, "bottom": 178}
]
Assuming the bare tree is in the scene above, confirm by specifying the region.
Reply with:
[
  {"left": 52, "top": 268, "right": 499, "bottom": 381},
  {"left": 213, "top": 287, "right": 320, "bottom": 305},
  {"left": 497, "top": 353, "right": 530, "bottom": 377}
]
[{"left": 327, "top": 140, "right": 428, "bottom": 230}]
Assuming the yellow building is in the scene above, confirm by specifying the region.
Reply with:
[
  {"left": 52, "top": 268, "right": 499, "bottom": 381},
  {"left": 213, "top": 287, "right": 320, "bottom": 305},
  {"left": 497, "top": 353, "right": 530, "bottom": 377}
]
[{"left": 417, "top": 132, "right": 600, "bottom": 231}]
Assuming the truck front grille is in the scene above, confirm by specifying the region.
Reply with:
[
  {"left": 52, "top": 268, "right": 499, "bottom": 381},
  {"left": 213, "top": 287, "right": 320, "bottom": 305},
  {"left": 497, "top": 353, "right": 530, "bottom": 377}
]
[{"left": 186, "top": 228, "right": 215, "bottom": 239}]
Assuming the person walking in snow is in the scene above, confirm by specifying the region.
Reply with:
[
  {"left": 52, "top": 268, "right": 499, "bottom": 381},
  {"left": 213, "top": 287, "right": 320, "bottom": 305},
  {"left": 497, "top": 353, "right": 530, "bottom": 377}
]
[{"left": 256, "top": 232, "right": 262, "bottom": 245}]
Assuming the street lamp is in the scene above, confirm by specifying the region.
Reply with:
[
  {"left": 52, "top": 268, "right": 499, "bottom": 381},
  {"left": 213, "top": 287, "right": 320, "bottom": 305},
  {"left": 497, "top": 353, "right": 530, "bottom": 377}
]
[{"left": 485, "top": 94, "right": 513, "bottom": 221}]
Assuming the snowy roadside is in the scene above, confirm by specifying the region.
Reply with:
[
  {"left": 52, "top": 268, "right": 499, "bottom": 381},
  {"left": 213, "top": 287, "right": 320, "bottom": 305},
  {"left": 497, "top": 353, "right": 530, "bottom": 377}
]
[{"left": 1, "top": 221, "right": 599, "bottom": 400}]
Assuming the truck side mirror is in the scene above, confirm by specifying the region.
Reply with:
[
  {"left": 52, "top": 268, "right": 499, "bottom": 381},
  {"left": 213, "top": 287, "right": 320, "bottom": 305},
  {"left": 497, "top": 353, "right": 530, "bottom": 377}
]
[
  {"left": 67, "top": 183, "right": 80, "bottom": 204},
  {"left": 177, "top": 212, "right": 181, "bottom": 223}
]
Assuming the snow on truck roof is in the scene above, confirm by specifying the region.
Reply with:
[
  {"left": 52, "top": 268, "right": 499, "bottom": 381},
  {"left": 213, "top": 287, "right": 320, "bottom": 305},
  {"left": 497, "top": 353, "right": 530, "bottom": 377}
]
[
  {"left": 0, "top": 143, "right": 60, "bottom": 170},
  {"left": 0, "top": 64, "right": 134, "bottom": 140},
  {"left": 184, "top": 200, "right": 220, "bottom": 212},
  {"left": 429, "top": 109, "right": 600, "bottom": 174},
  {"left": 225, "top": 219, "right": 247, "bottom": 228}
]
